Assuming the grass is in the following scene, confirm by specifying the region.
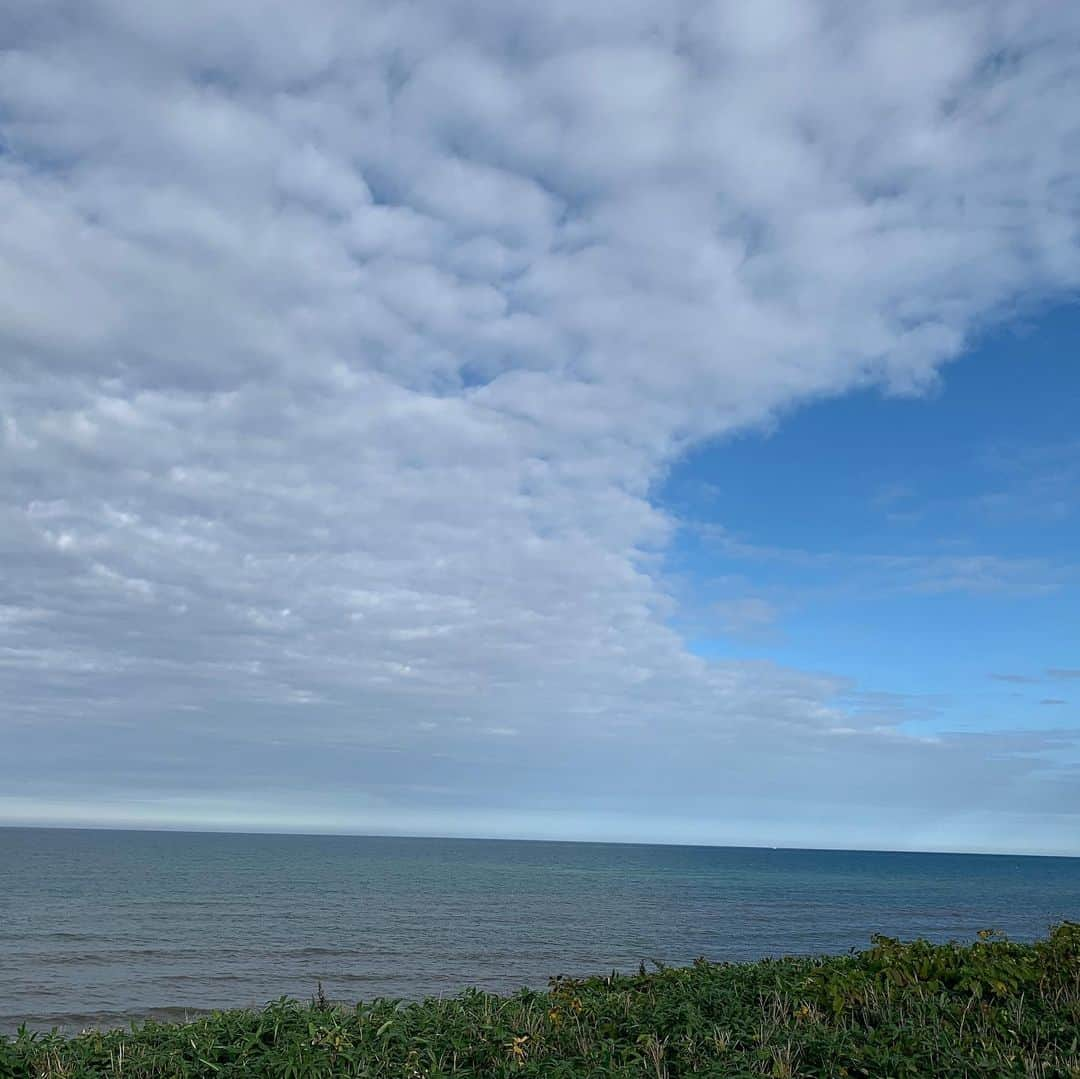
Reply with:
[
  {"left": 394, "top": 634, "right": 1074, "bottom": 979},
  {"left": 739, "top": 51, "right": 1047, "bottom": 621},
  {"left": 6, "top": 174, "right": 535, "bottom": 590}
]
[{"left": 2, "top": 924, "right": 1078, "bottom": 1077}]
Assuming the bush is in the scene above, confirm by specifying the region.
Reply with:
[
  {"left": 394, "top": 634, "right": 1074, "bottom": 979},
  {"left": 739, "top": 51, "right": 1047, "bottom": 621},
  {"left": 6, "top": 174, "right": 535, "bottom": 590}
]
[{"left": 1, "top": 925, "right": 1077, "bottom": 1077}]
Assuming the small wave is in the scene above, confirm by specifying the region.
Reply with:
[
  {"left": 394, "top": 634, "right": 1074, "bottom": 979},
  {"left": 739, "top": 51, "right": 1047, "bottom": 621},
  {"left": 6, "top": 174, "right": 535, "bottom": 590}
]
[
  {"left": 310, "top": 971, "right": 400, "bottom": 985},
  {"left": 279, "top": 945, "right": 394, "bottom": 959},
  {"left": 6, "top": 947, "right": 241, "bottom": 966},
  {"left": 0, "top": 1006, "right": 219, "bottom": 1036}
]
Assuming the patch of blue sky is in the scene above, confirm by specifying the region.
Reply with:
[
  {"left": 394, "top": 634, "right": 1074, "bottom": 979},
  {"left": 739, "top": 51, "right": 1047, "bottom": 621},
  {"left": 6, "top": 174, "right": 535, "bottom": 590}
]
[{"left": 658, "top": 304, "right": 1080, "bottom": 740}]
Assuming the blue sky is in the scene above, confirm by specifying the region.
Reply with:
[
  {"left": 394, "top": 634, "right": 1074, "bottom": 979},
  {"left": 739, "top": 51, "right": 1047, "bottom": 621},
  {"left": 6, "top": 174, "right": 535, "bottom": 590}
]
[
  {"left": 661, "top": 305, "right": 1080, "bottom": 742},
  {"left": 1, "top": 2, "right": 1079, "bottom": 853}
]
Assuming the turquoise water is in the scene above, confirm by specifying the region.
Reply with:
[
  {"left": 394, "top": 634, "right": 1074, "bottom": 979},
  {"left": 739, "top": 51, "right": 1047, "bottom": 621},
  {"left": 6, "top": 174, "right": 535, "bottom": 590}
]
[{"left": 1, "top": 828, "right": 1077, "bottom": 1032}]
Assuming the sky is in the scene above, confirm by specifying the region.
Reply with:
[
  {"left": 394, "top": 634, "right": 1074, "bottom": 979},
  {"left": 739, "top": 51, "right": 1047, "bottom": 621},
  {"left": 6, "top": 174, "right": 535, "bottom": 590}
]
[{"left": 1, "top": 1, "right": 1079, "bottom": 854}]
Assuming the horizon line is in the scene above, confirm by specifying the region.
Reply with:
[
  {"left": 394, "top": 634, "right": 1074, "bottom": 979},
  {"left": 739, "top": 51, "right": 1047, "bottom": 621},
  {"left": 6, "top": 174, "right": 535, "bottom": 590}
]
[{"left": 1, "top": 822, "right": 1076, "bottom": 860}]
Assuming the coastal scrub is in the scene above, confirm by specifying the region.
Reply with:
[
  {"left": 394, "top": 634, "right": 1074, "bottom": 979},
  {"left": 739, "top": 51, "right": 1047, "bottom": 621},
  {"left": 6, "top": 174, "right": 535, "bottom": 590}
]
[{"left": 2, "top": 923, "right": 1077, "bottom": 1077}]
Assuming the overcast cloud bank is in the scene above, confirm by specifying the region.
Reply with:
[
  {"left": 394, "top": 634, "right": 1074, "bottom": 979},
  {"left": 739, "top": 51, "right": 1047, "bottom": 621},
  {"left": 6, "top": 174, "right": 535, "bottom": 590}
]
[{"left": 2, "top": 1, "right": 1079, "bottom": 851}]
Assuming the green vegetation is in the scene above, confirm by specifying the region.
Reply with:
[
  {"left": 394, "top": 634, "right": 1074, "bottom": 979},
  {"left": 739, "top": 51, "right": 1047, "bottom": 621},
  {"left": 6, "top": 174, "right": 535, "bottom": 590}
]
[{"left": 3, "top": 924, "right": 1078, "bottom": 1078}]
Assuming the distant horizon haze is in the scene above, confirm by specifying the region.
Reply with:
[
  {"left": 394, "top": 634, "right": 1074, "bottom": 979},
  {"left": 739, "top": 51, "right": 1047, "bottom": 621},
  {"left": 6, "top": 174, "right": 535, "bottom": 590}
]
[{"left": 1, "top": 824, "right": 1077, "bottom": 861}]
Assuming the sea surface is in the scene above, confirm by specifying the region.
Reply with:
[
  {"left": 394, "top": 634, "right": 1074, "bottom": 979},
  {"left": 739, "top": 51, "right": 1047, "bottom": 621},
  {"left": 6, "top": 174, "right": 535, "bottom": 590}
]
[{"left": 1, "top": 827, "right": 1078, "bottom": 1034}]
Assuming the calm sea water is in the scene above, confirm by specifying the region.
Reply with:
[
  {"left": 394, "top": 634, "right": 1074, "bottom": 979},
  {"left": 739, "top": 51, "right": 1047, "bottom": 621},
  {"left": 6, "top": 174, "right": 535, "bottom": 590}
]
[{"left": 1, "top": 828, "right": 1078, "bottom": 1033}]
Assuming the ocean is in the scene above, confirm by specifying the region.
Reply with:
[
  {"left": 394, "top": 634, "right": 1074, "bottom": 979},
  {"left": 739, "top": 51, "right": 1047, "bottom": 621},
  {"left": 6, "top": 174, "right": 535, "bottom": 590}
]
[{"left": 1, "top": 827, "right": 1077, "bottom": 1034}]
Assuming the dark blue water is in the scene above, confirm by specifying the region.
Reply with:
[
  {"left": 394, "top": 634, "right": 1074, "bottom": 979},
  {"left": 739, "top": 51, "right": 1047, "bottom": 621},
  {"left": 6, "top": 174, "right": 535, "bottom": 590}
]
[{"left": 1, "top": 828, "right": 1077, "bottom": 1033}]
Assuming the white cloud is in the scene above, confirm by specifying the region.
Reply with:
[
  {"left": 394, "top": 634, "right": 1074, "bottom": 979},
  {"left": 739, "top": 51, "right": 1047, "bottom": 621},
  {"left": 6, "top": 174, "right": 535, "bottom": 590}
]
[{"left": 1, "top": 1, "right": 1079, "bottom": 847}]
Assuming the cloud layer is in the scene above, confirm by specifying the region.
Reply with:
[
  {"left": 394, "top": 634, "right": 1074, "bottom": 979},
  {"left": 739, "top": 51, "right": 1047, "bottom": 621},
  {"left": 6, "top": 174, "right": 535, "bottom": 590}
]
[{"left": 2, "top": 1, "right": 1079, "bottom": 849}]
